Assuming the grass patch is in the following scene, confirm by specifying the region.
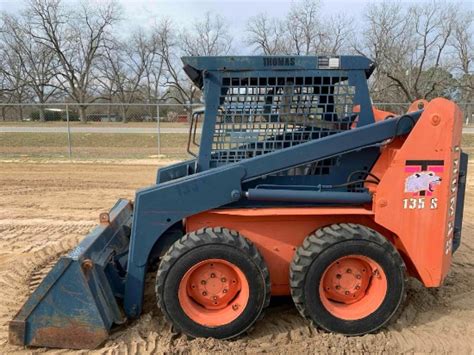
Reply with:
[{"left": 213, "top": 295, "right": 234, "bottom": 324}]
[
  {"left": 0, "top": 121, "right": 193, "bottom": 128},
  {"left": 0, "top": 132, "right": 197, "bottom": 159},
  {"left": 461, "top": 134, "right": 474, "bottom": 147}
]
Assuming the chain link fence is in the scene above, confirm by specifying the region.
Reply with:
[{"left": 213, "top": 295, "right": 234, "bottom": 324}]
[
  {"left": 0, "top": 102, "right": 472, "bottom": 160},
  {"left": 0, "top": 103, "right": 202, "bottom": 160}
]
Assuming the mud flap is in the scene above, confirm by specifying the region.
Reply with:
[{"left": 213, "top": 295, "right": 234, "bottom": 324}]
[{"left": 9, "top": 199, "right": 133, "bottom": 349}]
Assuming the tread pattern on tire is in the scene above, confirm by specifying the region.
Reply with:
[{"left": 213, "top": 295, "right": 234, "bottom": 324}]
[
  {"left": 156, "top": 226, "right": 271, "bottom": 336},
  {"left": 290, "top": 223, "right": 407, "bottom": 332}
]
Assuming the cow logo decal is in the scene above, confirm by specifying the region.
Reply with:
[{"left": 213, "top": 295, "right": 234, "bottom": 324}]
[{"left": 403, "top": 160, "right": 444, "bottom": 210}]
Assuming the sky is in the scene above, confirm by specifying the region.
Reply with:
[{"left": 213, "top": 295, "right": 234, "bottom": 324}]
[
  {"left": 0, "top": 0, "right": 372, "bottom": 19},
  {"left": 0, "top": 0, "right": 373, "bottom": 52},
  {"left": 0, "top": 0, "right": 372, "bottom": 32},
  {"left": 113, "top": 0, "right": 373, "bottom": 50},
  {"left": 1, "top": 0, "right": 472, "bottom": 53}
]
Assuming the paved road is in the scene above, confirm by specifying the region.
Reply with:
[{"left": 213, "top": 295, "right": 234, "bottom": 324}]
[
  {"left": 0, "top": 126, "right": 473, "bottom": 134},
  {"left": 0, "top": 126, "right": 195, "bottom": 134}
]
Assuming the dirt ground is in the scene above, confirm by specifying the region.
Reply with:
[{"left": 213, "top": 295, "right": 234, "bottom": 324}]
[{"left": 0, "top": 160, "right": 473, "bottom": 354}]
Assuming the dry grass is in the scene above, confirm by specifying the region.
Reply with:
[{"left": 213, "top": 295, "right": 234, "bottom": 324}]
[
  {"left": 0, "top": 132, "right": 198, "bottom": 159},
  {"left": 0, "top": 121, "right": 191, "bottom": 128},
  {"left": 462, "top": 134, "right": 474, "bottom": 156}
]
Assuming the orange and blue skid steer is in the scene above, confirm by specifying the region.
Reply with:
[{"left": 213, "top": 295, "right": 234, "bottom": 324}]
[{"left": 9, "top": 56, "right": 468, "bottom": 349}]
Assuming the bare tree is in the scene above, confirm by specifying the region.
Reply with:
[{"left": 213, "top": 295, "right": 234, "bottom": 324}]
[
  {"left": 0, "top": 34, "right": 30, "bottom": 120},
  {"left": 153, "top": 19, "right": 198, "bottom": 111},
  {"left": 246, "top": 13, "right": 285, "bottom": 55},
  {"left": 358, "top": 0, "right": 464, "bottom": 103},
  {"left": 98, "top": 29, "right": 163, "bottom": 122},
  {"left": 451, "top": 10, "right": 473, "bottom": 107},
  {"left": 319, "top": 15, "right": 354, "bottom": 54},
  {"left": 27, "top": 0, "right": 120, "bottom": 122},
  {"left": 285, "top": 0, "right": 321, "bottom": 55},
  {"left": 1, "top": 13, "right": 61, "bottom": 121},
  {"left": 180, "top": 12, "right": 232, "bottom": 56},
  {"left": 246, "top": 0, "right": 352, "bottom": 56}
]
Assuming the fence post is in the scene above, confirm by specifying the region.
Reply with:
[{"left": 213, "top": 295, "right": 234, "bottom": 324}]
[
  {"left": 156, "top": 104, "right": 161, "bottom": 155},
  {"left": 66, "top": 104, "right": 72, "bottom": 159}
]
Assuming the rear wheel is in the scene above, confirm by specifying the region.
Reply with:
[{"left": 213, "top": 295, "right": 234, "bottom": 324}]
[
  {"left": 156, "top": 227, "right": 271, "bottom": 339},
  {"left": 290, "top": 223, "right": 406, "bottom": 335}
]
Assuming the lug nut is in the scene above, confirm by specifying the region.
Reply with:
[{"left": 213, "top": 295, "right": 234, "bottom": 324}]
[
  {"left": 356, "top": 275, "right": 361, "bottom": 279},
  {"left": 346, "top": 268, "right": 352, "bottom": 273},
  {"left": 210, "top": 273, "right": 216, "bottom": 278},
  {"left": 223, "top": 289, "right": 228, "bottom": 293},
  {"left": 202, "top": 291, "right": 207, "bottom": 296},
  {"left": 355, "top": 285, "right": 360, "bottom": 290},
  {"left": 213, "top": 296, "right": 218, "bottom": 300},
  {"left": 336, "top": 285, "right": 341, "bottom": 290},
  {"left": 221, "top": 277, "right": 226, "bottom": 282},
  {"left": 345, "top": 291, "right": 350, "bottom": 295},
  {"left": 191, "top": 284, "right": 196, "bottom": 289},
  {"left": 201, "top": 280, "right": 206, "bottom": 285},
  {"left": 336, "top": 274, "right": 342, "bottom": 279}
]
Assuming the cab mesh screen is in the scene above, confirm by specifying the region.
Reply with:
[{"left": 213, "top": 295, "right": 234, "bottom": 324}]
[{"left": 211, "top": 75, "right": 356, "bottom": 167}]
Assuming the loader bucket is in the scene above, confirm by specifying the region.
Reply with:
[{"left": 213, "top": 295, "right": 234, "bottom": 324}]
[{"left": 9, "top": 199, "right": 133, "bottom": 349}]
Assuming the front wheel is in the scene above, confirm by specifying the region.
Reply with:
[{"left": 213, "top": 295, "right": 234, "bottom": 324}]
[
  {"left": 290, "top": 223, "right": 406, "bottom": 335},
  {"left": 156, "top": 227, "right": 271, "bottom": 339}
]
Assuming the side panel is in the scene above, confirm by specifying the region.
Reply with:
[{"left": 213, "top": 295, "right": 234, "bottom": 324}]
[
  {"left": 186, "top": 208, "right": 385, "bottom": 296},
  {"left": 156, "top": 159, "right": 196, "bottom": 184},
  {"left": 373, "top": 98, "right": 464, "bottom": 287}
]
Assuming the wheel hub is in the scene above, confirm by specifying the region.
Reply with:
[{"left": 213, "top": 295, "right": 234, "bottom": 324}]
[
  {"left": 322, "top": 257, "right": 372, "bottom": 304},
  {"left": 318, "top": 254, "right": 388, "bottom": 321},
  {"left": 187, "top": 262, "right": 241, "bottom": 309},
  {"left": 179, "top": 258, "right": 247, "bottom": 320}
]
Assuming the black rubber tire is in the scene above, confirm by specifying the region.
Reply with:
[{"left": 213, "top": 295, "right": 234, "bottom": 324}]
[
  {"left": 290, "top": 223, "right": 406, "bottom": 336},
  {"left": 156, "top": 227, "right": 271, "bottom": 339}
]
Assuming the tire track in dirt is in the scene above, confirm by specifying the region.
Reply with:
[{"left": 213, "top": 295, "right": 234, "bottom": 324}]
[
  {"left": 1, "top": 181, "right": 136, "bottom": 197},
  {"left": 0, "top": 223, "right": 94, "bottom": 254},
  {"left": 0, "top": 236, "right": 81, "bottom": 350}
]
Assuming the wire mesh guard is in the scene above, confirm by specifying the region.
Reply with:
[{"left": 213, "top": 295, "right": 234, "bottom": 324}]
[{"left": 211, "top": 75, "right": 357, "bottom": 169}]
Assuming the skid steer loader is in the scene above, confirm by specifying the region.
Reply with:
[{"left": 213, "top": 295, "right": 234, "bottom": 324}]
[{"left": 10, "top": 55, "right": 468, "bottom": 349}]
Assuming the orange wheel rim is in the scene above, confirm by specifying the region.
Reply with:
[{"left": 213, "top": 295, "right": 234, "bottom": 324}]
[
  {"left": 178, "top": 259, "right": 249, "bottom": 327},
  {"left": 319, "top": 255, "right": 387, "bottom": 320}
]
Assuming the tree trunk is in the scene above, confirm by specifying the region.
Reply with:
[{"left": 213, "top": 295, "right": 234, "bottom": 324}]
[
  {"left": 39, "top": 106, "right": 46, "bottom": 122},
  {"left": 19, "top": 105, "right": 24, "bottom": 122},
  {"left": 79, "top": 105, "right": 87, "bottom": 123},
  {"left": 121, "top": 105, "right": 127, "bottom": 123}
]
